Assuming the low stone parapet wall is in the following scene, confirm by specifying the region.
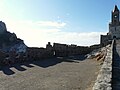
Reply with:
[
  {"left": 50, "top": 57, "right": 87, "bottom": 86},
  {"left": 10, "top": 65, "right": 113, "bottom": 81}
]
[{"left": 92, "top": 40, "right": 114, "bottom": 90}]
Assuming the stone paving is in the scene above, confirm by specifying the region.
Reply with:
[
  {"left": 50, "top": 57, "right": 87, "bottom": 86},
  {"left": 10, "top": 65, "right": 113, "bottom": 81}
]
[{"left": 0, "top": 57, "right": 101, "bottom": 90}]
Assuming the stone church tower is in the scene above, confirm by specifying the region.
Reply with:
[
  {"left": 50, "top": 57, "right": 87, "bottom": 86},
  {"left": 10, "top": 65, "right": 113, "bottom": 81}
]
[
  {"left": 101, "top": 5, "right": 120, "bottom": 45},
  {"left": 109, "top": 5, "right": 120, "bottom": 39}
]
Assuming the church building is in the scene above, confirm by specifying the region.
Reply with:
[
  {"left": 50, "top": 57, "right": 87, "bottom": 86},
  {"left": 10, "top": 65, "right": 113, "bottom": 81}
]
[{"left": 101, "top": 5, "right": 120, "bottom": 45}]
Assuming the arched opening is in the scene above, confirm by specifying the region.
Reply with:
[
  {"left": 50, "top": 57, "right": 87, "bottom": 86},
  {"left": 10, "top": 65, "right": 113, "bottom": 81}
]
[{"left": 113, "top": 36, "right": 116, "bottom": 39}]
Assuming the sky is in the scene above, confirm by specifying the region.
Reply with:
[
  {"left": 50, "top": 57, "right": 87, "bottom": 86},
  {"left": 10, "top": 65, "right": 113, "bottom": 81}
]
[{"left": 0, "top": 0, "right": 120, "bottom": 47}]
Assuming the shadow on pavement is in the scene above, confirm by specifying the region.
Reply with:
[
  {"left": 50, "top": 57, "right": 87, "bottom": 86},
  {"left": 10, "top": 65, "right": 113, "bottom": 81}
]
[
  {"left": 0, "top": 55, "right": 87, "bottom": 75},
  {"left": 1, "top": 66, "right": 15, "bottom": 75}
]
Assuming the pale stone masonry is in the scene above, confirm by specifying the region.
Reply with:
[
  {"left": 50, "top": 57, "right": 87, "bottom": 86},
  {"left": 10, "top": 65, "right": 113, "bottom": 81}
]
[{"left": 92, "top": 40, "right": 114, "bottom": 90}]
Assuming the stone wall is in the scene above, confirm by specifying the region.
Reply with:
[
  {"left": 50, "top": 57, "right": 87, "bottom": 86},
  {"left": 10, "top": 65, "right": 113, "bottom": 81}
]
[
  {"left": 92, "top": 40, "right": 114, "bottom": 90},
  {"left": 53, "top": 43, "right": 68, "bottom": 57},
  {"left": 53, "top": 43, "right": 93, "bottom": 57},
  {"left": 26, "top": 47, "right": 54, "bottom": 61},
  {"left": 0, "top": 41, "right": 101, "bottom": 65},
  {"left": 100, "top": 34, "right": 112, "bottom": 46},
  {"left": 109, "top": 26, "right": 120, "bottom": 39},
  {"left": 0, "top": 43, "right": 53, "bottom": 65}
]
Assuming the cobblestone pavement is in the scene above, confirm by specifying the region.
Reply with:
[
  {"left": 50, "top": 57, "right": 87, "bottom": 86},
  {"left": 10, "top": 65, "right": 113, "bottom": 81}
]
[
  {"left": 112, "top": 40, "right": 120, "bottom": 90},
  {"left": 0, "top": 57, "right": 101, "bottom": 90}
]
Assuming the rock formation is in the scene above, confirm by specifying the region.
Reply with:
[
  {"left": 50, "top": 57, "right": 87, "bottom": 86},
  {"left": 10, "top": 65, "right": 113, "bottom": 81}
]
[
  {"left": 0, "top": 21, "right": 27, "bottom": 53},
  {"left": 0, "top": 21, "right": 7, "bottom": 33}
]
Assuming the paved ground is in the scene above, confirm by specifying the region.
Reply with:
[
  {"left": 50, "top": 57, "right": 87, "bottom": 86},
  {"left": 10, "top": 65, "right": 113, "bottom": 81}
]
[
  {"left": 0, "top": 56, "right": 101, "bottom": 90},
  {"left": 112, "top": 40, "right": 120, "bottom": 90}
]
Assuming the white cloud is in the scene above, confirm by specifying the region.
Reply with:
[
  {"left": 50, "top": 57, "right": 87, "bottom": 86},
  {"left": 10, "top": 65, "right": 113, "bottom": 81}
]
[
  {"left": 3, "top": 19, "right": 106, "bottom": 48},
  {"left": 37, "top": 21, "right": 66, "bottom": 28}
]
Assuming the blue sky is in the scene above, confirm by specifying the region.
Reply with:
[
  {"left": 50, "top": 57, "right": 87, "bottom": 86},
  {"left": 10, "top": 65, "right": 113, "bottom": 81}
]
[{"left": 0, "top": 0, "right": 120, "bottom": 47}]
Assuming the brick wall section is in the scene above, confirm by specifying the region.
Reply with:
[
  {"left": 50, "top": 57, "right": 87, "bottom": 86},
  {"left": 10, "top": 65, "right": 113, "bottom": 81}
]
[{"left": 92, "top": 40, "right": 114, "bottom": 90}]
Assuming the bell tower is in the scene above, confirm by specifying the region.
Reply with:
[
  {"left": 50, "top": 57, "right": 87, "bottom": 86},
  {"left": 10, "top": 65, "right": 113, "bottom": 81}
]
[
  {"left": 100, "top": 5, "right": 120, "bottom": 45},
  {"left": 109, "top": 5, "right": 120, "bottom": 39},
  {"left": 111, "top": 5, "right": 120, "bottom": 26}
]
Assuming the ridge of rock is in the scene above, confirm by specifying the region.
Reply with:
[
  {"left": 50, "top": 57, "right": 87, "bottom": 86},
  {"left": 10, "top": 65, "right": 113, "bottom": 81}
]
[{"left": 0, "top": 21, "right": 27, "bottom": 53}]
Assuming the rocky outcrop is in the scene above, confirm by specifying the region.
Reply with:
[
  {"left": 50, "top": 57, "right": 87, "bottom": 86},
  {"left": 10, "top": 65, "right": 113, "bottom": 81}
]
[
  {"left": 0, "top": 21, "right": 27, "bottom": 53},
  {"left": 0, "top": 21, "right": 27, "bottom": 65},
  {"left": 0, "top": 21, "right": 7, "bottom": 34}
]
